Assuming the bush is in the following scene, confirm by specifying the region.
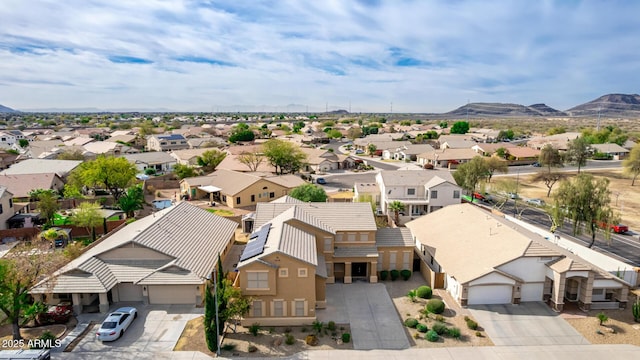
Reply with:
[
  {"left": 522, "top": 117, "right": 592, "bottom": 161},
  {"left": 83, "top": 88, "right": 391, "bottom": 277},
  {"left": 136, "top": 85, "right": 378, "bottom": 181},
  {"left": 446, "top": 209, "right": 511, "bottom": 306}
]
[
  {"left": 475, "top": 331, "right": 483, "bottom": 337},
  {"left": 248, "top": 344, "right": 258, "bottom": 352},
  {"left": 416, "top": 323, "right": 428, "bottom": 333},
  {"left": 597, "top": 312, "right": 609, "bottom": 325},
  {"left": 249, "top": 323, "right": 261, "bottom": 336},
  {"left": 390, "top": 269, "right": 400, "bottom": 281},
  {"left": 221, "top": 343, "right": 237, "bottom": 351},
  {"left": 380, "top": 270, "right": 389, "bottom": 281},
  {"left": 306, "top": 334, "right": 319, "bottom": 346},
  {"left": 312, "top": 320, "right": 324, "bottom": 334},
  {"left": 435, "top": 315, "right": 444, "bottom": 322},
  {"left": 341, "top": 332, "right": 351, "bottom": 343},
  {"left": 400, "top": 269, "right": 412, "bottom": 281},
  {"left": 432, "top": 322, "right": 448, "bottom": 335},
  {"left": 404, "top": 318, "right": 419, "bottom": 328},
  {"left": 327, "top": 321, "right": 336, "bottom": 331},
  {"left": 285, "top": 333, "right": 295, "bottom": 345},
  {"left": 31, "top": 331, "right": 56, "bottom": 349},
  {"left": 426, "top": 299, "right": 445, "bottom": 314},
  {"left": 466, "top": 319, "right": 478, "bottom": 330},
  {"left": 447, "top": 327, "right": 461, "bottom": 338},
  {"left": 416, "top": 286, "right": 432, "bottom": 299},
  {"left": 425, "top": 330, "right": 439, "bottom": 342}
]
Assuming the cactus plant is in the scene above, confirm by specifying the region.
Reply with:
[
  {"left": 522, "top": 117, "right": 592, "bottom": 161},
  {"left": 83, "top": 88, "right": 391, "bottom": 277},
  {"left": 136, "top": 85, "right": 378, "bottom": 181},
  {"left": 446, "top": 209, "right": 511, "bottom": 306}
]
[{"left": 633, "top": 300, "right": 640, "bottom": 322}]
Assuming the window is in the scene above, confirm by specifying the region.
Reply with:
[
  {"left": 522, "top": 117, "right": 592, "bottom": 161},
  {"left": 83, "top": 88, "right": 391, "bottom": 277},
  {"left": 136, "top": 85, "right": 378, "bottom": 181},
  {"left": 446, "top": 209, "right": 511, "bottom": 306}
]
[
  {"left": 251, "top": 195, "right": 255, "bottom": 202},
  {"left": 336, "top": 234, "right": 343, "bottom": 242},
  {"left": 323, "top": 238, "right": 332, "bottom": 252},
  {"left": 407, "top": 188, "right": 416, "bottom": 196},
  {"left": 9, "top": 198, "right": 13, "bottom": 208},
  {"left": 294, "top": 300, "right": 305, "bottom": 316},
  {"left": 359, "top": 233, "right": 368, "bottom": 242},
  {"left": 0, "top": 204, "right": 3, "bottom": 214},
  {"left": 592, "top": 289, "right": 604, "bottom": 295},
  {"left": 389, "top": 252, "right": 397, "bottom": 270},
  {"left": 430, "top": 190, "right": 438, "bottom": 199},
  {"left": 279, "top": 268, "right": 288, "bottom": 277},
  {"left": 377, "top": 253, "right": 383, "bottom": 271},
  {"left": 453, "top": 190, "right": 460, "bottom": 199},
  {"left": 269, "top": 192, "right": 275, "bottom": 198},
  {"left": 247, "top": 271, "right": 269, "bottom": 289},
  {"left": 252, "top": 300, "right": 263, "bottom": 317},
  {"left": 236, "top": 197, "right": 241, "bottom": 205},
  {"left": 347, "top": 233, "right": 356, "bottom": 242},
  {"left": 298, "top": 268, "right": 308, "bottom": 277},
  {"left": 273, "top": 300, "right": 284, "bottom": 317},
  {"left": 402, "top": 251, "right": 410, "bottom": 269},
  {"left": 222, "top": 195, "right": 227, "bottom": 202}
]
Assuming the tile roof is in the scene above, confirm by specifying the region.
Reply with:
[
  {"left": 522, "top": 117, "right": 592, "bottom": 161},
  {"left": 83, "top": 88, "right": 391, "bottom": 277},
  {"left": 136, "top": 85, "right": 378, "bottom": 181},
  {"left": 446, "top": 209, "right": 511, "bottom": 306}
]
[
  {"left": 376, "top": 228, "right": 414, "bottom": 247},
  {"left": 333, "top": 246, "right": 379, "bottom": 258},
  {"left": 182, "top": 169, "right": 305, "bottom": 196},
  {"left": 1, "top": 159, "right": 82, "bottom": 176},
  {"left": 0, "top": 173, "right": 61, "bottom": 198},
  {"left": 123, "top": 151, "right": 176, "bottom": 164},
  {"left": 254, "top": 202, "right": 376, "bottom": 232},
  {"left": 378, "top": 169, "right": 456, "bottom": 187}
]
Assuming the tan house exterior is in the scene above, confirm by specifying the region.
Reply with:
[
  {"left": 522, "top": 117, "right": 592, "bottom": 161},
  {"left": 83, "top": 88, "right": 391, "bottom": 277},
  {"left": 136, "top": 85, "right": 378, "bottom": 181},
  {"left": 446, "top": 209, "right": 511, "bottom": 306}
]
[
  {"left": 0, "top": 186, "right": 14, "bottom": 230},
  {"left": 179, "top": 169, "right": 305, "bottom": 208},
  {"left": 236, "top": 198, "right": 414, "bottom": 326},
  {"left": 146, "top": 134, "right": 189, "bottom": 151}
]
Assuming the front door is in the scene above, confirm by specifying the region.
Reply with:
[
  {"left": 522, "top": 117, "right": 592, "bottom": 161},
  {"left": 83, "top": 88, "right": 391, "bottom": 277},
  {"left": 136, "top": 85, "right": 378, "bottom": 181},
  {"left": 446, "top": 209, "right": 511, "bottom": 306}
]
[{"left": 352, "top": 262, "right": 367, "bottom": 277}]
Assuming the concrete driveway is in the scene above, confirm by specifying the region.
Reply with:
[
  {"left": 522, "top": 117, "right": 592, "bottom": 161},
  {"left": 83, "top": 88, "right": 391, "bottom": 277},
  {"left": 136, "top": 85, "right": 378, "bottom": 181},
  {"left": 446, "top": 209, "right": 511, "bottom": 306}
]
[
  {"left": 71, "top": 304, "right": 203, "bottom": 353},
  {"left": 317, "top": 283, "right": 409, "bottom": 350},
  {"left": 469, "top": 302, "right": 589, "bottom": 346}
]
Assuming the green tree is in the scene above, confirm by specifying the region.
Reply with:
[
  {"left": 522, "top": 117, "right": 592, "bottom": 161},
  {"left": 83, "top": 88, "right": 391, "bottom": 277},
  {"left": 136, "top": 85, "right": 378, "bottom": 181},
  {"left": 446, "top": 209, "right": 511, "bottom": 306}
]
[
  {"left": 326, "top": 129, "right": 343, "bottom": 139},
  {"left": 71, "top": 202, "right": 103, "bottom": 242},
  {"left": 18, "top": 139, "right": 29, "bottom": 148},
  {"left": 262, "top": 139, "right": 307, "bottom": 174},
  {"left": 552, "top": 174, "right": 617, "bottom": 248},
  {"left": 30, "top": 189, "right": 59, "bottom": 227},
  {"left": 71, "top": 156, "right": 137, "bottom": 201},
  {"left": 388, "top": 201, "right": 405, "bottom": 225},
  {"left": 566, "top": 137, "right": 590, "bottom": 173},
  {"left": 0, "top": 241, "right": 66, "bottom": 340},
  {"left": 450, "top": 121, "right": 470, "bottom": 134},
  {"left": 289, "top": 184, "right": 327, "bottom": 202},
  {"left": 347, "top": 127, "right": 362, "bottom": 140},
  {"left": 204, "top": 282, "right": 218, "bottom": 352},
  {"left": 367, "top": 144, "right": 377, "bottom": 156},
  {"left": 118, "top": 184, "right": 144, "bottom": 218},
  {"left": 538, "top": 144, "right": 564, "bottom": 197},
  {"left": 497, "top": 129, "right": 514, "bottom": 141},
  {"left": 173, "top": 164, "right": 198, "bottom": 179},
  {"left": 495, "top": 147, "right": 507, "bottom": 159},
  {"left": 228, "top": 123, "right": 255, "bottom": 143},
  {"left": 452, "top": 156, "right": 488, "bottom": 194},
  {"left": 439, "top": 121, "right": 448, "bottom": 129},
  {"left": 57, "top": 149, "right": 85, "bottom": 160},
  {"left": 484, "top": 157, "right": 508, "bottom": 183},
  {"left": 238, "top": 151, "right": 264, "bottom": 172},
  {"left": 623, "top": 143, "right": 640, "bottom": 186},
  {"left": 197, "top": 149, "right": 227, "bottom": 173}
]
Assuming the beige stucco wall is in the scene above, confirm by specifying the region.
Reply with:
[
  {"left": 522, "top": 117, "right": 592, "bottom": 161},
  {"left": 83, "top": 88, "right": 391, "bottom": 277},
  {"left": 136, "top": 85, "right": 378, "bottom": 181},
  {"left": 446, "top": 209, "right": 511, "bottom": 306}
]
[
  {"left": 225, "top": 179, "right": 294, "bottom": 208},
  {"left": 377, "top": 246, "right": 415, "bottom": 272},
  {"left": 0, "top": 192, "right": 14, "bottom": 230}
]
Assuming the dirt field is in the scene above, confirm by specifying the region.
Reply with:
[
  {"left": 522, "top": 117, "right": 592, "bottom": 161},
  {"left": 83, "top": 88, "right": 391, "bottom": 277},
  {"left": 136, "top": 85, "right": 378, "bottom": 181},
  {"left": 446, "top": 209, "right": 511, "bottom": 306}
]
[
  {"left": 491, "top": 169, "right": 640, "bottom": 230},
  {"left": 562, "top": 304, "right": 640, "bottom": 345},
  {"left": 0, "top": 320, "right": 72, "bottom": 350}
]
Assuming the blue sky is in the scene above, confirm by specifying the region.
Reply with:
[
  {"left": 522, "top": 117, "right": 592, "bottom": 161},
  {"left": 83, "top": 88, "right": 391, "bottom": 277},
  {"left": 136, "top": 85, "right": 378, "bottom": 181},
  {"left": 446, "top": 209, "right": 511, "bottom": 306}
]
[{"left": 1, "top": 0, "right": 639, "bottom": 113}]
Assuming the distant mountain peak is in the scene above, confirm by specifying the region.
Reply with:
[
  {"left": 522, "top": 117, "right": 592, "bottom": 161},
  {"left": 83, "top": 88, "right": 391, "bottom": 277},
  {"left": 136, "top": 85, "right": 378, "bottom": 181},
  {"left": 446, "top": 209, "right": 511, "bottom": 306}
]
[
  {"left": 445, "top": 102, "right": 564, "bottom": 117},
  {"left": 567, "top": 93, "right": 640, "bottom": 116},
  {"left": 0, "top": 104, "right": 17, "bottom": 113}
]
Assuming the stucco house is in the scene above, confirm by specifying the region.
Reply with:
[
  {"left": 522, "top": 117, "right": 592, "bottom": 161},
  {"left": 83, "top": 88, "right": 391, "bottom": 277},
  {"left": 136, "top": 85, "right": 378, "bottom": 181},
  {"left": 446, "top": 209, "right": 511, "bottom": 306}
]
[
  {"left": 123, "top": 152, "right": 177, "bottom": 174},
  {"left": 31, "top": 202, "right": 237, "bottom": 314},
  {"left": 373, "top": 170, "right": 462, "bottom": 224},
  {"left": 299, "top": 147, "right": 356, "bottom": 172},
  {"left": 0, "top": 186, "right": 14, "bottom": 230},
  {"left": 236, "top": 197, "right": 415, "bottom": 326},
  {"left": 417, "top": 148, "right": 479, "bottom": 169},
  {"left": 146, "top": 134, "right": 189, "bottom": 152},
  {"left": 179, "top": 169, "right": 305, "bottom": 208},
  {"left": 0, "top": 173, "right": 64, "bottom": 201},
  {"left": 406, "top": 204, "right": 630, "bottom": 311},
  {"left": 590, "top": 143, "right": 630, "bottom": 160}
]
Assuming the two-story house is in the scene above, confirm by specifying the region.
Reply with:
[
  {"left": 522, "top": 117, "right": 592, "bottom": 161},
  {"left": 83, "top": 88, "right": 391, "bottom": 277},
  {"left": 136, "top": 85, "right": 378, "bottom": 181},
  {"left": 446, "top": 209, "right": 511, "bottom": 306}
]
[
  {"left": 0, "top": 186, "right": 14, "bottom": 230},
  {"left": 371, "top": 170, "right": 462, "bottom": 224},
  {"left": 236, "top": 197, "right": 414, "bottom": 326},
  {"left": 146, "top": 134, "right": 189, "bottom": 152}
]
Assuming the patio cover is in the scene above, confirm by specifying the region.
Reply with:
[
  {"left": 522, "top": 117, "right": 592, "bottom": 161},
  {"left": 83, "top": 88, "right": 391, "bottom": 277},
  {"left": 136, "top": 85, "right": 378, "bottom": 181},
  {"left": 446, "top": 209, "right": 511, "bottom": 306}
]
[{"left": 198, "top": 185, "right": 222, "bottom": 193}]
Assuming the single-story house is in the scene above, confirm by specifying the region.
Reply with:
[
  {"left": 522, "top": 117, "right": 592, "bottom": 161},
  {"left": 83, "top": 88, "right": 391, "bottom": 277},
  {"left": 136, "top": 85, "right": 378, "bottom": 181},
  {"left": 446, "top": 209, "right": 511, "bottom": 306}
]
[
  {"left": 31, "top": 202, "right": 237, "bottom": 314},
  {"left": 417, "top": 149, "right": 479, "bottom": 169},
  {"left": 406, "top": 204, "right": 630, "bottom": 311},
  {"left": 590, "top": 143, "right": 630, "bottom": 160},
  {"left": 0, "top": 159, "right": 82, "bottom": 179},
  {"left": 0, "top": 173, "right": 64, "bottom": 201},
  {"left": 123, "top": 152, "right": 177, "bottom": 174}
]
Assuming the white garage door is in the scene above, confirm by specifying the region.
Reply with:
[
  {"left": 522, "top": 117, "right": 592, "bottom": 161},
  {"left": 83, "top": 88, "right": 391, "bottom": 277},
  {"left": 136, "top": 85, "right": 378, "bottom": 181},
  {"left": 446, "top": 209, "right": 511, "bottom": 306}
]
[
  {"left": 521, "top": 283, "right": 543, "bottom": 302},
  {"left": 468, "top": 285, "right": 512, "bottom": 305},
  {"left": 148, "top": 285, "right": 196, "bottom": 305},
  {"left": 118, "top": 283, "right": 143, "bottom": 302}
]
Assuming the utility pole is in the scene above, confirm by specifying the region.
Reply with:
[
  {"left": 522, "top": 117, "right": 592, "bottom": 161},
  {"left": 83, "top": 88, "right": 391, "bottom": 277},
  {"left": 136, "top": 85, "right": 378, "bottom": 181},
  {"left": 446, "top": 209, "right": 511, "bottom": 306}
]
[
  {"left": 596, "top": 106, "right": 601, "bottom": 131},
  {"left": 390, "top": 101, "right": 393, "bottom": 114}
]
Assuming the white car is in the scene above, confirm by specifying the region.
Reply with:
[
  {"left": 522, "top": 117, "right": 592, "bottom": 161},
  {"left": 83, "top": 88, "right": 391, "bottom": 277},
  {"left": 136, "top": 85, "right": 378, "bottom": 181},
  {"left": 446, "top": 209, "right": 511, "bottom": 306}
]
[
  {"left": 526, "top": 198, "right": 545, "bottom": 206},
  {"left": 96, "top": 307, "right": 138, "bottom": 341}
]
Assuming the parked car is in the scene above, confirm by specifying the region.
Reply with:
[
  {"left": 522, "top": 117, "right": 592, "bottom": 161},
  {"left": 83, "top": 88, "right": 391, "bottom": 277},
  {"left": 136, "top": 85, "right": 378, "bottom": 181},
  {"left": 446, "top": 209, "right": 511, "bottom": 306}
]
[
  {"left": 507, "top": 192, "right": 519, "bottom": 199},
  {"left": 355, "top": 149, "right": 364, "bottom": 154},
  {"left": 472, "top": 192, "right": 486, "bottom": 201},
  {"left": 597, "top": 222, "right": 629, "bottom": 234},
  {"left": 526, "top": 198, "right": 545, "bottom": 206},
  {"left": 96, "top": 307, "right": 138, "bottom": 341},
  {"left": 316, "top": 178, "right": 327, "bottom": 185},
  {"left": 531, "top": 162, "right": 541, "bottom": 167}
]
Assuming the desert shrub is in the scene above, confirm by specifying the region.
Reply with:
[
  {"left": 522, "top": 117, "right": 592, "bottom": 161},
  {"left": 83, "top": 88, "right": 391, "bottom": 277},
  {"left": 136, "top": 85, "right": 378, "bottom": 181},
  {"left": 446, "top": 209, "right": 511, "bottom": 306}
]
[
  {"left": 426, "top": 299, "right": 445, "bottom": 314},
  {"left": 404, "top": 318, "right": 419, "bottom": 328},
  {"left": 301, "top": 326, "right": 308, "bottom": 332},
  {"left": 249, "top": 323, "right": 261, "bottom": 336},
  {"left": 425, "top": 330, "right": 439, "bottom": 342},
  {"left": 390, "top": 269, "right": 400, "bottom": 281},
  {"left": 466, "top": 319, "right": 478, "bottom": 330},
  {"left": 248, "top": 344, "right": 258, "bottom": 352},
  {"left": 341, "top": 332, "right": 351, "bottom": 343},
  {"left": 416, "top": 323, "right": 428, "bottom": 333},
  {"left": 464, "top": 315, "right": 470, "bottom": 322},
  {"left": 407, "top": 289, "right": 417, "bottom": 302},
  {"left": 31, "top": 331, "right": 56, "bottom": 349},
  {"left": 284, "top": 327, "right": 292, "bottom": 333},
  {"left": 400, "top": 269, "right": 412, "bottom": 281},
  {"left": 380, "top": 270, "right": 389, "bottom": 281},
  {"left": 597, "top": 312, "right": 609, "bottom": 325},
  {"left": 416, "top": 286, "right": 432, "bottom": 299},
  {"left": 327, "top": 321, "right": 336, "bottom": 331},
  {"left": 447, "top": 327, "right": 461, "bottom": 338},
  {"left": 221, "top": 343, "right": 237, "bottom": 351},
  {"left": 306, "top": 334, "right": 319, "bottom": 346},
  {"left": 413, "top": 332, "right": 421, "bottom": 339},
  {"left": 269, "top": 327, "right": 275, "bottom": 334},
  {"left": 475, "top": 331, "right": 483, "bottom": 337},
  {"left": 432, "top": 322, "right": 448, "bottom": 335},
  {"left": 312, "top": 320, "right": 324, "bottom": 334},
  {"left": 435, "top": 315, "right": 444, "bottom": 322},
  {"left": 285, "top": 333, "right": 295, "bottom": 345}
]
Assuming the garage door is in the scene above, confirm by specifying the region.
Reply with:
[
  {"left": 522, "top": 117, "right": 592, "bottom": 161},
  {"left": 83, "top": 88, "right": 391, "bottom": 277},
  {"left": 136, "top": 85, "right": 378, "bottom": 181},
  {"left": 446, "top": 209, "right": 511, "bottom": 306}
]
[
  {"left": 118, "top": 283, "right": 143, "bottom": 302},
  {"left": 521, "top": 283, "right": 543, "bottom": 302},
  {"left": 148, "top": 285, "right": 196, "bottom": 305},
  {"left": 468, "top": 285, "right": 512, "bottom": 305}
]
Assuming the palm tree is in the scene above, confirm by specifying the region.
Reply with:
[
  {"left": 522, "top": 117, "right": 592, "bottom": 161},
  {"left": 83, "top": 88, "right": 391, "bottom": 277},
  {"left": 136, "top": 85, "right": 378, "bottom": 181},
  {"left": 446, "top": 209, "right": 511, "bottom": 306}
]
[
  {"left": 388, "top": 201, "right": 405, "bottom": 225},
  {"left": 118, "top": 185, "right": 144, "bottom": 218}
]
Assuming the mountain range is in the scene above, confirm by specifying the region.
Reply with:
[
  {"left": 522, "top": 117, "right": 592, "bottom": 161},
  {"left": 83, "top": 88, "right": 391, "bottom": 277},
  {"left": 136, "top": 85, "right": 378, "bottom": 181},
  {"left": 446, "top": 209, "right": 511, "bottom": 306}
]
[{"left": 2, "top": 93, "right": 640, "bottom": 117}]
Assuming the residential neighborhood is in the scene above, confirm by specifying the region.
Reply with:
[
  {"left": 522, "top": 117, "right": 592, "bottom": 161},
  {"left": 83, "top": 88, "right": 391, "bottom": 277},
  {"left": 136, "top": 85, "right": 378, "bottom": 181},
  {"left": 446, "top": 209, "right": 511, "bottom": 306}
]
[{"left": 0, "top": 114, "right": 639, "bottom": 360}]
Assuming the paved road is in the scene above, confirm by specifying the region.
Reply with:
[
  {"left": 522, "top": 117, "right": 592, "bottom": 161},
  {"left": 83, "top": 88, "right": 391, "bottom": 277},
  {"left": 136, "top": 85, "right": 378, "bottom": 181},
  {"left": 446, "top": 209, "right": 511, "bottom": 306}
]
[
  {"left": 317, "top": 283, "right": 410, "bottom": 350},
  {"left": 499, "top": 159, "right": 622, "bottom": 176},
  {"left": 469, "top": 302, "right": 588, "bottom": 346}
]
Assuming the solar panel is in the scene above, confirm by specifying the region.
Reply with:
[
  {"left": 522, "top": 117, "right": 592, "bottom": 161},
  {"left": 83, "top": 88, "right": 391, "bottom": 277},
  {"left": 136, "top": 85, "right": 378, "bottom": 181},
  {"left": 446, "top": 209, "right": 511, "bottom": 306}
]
[{"left": 240, "top": 223, "right": 271, "bottom": 262}]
